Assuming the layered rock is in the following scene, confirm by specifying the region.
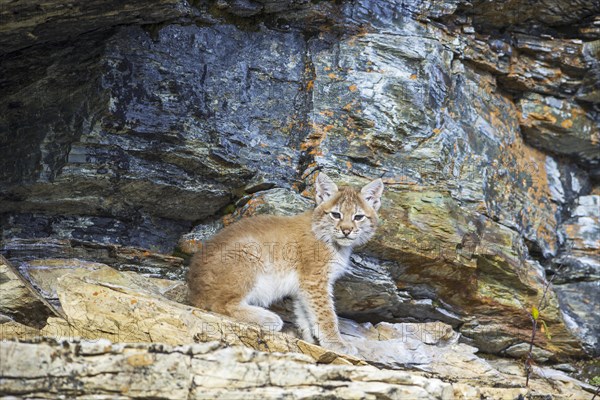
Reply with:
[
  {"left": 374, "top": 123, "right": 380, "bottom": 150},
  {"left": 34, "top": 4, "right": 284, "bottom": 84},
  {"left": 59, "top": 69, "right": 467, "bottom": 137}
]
[
  {"left": 2, "top": 338, "right": 596, "bottom": 399},
  {"left": 3, "top": 238, "right": 186, "bottom": 279},
  {"left": 0, "top": 0, "right": 196, "bottom": 54},
  {"left": 0, "top": 264, "right": 594, "bottom": 399},
  {"left": 552, "top": 195, "right": 600, "bottom": 355},
  {"left": 518, "top": 93, "right": 599, "bottom": 162},
  {"left": 1, "top": 0, "right": 599, "bottom": 362}
]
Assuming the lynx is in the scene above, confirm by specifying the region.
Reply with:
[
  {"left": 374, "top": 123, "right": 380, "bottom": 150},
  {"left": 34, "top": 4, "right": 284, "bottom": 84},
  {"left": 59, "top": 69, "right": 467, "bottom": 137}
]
[{"left": 187, "top": 173, "right": 384, "bottom": 355}]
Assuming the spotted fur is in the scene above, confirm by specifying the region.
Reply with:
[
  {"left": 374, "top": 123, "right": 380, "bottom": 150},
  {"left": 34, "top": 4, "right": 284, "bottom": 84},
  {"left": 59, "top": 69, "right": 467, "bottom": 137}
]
[{"left": 187, "top": 173, "right": 384, "bottom": 355}]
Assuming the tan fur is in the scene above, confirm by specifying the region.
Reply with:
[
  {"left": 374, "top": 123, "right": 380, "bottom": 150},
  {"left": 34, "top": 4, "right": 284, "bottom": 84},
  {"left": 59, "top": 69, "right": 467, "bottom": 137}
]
[{"left": 187, "top": 173, "right": 384, "bottom": 355}]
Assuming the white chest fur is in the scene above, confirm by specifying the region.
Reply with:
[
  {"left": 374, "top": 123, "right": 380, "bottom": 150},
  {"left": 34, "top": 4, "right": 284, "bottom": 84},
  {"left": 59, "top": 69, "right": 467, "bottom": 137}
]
[
  {"left": 329, "top": 246, "right": 352, "bottom": 283},
  {"left": 244, "top": 270, "right": 300, "bottom": 307},
  {"left": 243, "top": 247, "right": 352, "bottom": 307}
]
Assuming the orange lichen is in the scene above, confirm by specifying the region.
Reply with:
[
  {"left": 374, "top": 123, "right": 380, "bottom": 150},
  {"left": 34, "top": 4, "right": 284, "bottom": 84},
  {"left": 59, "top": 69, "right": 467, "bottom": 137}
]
[
  {"left": 410, "top": 74, "right": 418, "bottom": 80},
  {"left": 561, "top": 119, "right": 573, "bottom": 129},
  {"left": 528, "top": 112, "right": 557, "bottom": 124},
  {"left": 348, "top": 84, "right": 358, "bottom": 92},
  {"left": 300, "top": 123, "right": 332, "bottom": 154},
  {"left": 490, "top": 110, "right": 501, "bottom": 127}
]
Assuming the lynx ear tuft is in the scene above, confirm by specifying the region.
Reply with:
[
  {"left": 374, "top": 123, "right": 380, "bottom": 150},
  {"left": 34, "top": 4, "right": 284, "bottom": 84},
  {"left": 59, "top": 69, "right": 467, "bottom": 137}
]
[
  {"left": 361, "top": 178, "right": 384, "bottom": 211},
  {"left": 315, "top": 172, "right": 338, "bottom": 205}
]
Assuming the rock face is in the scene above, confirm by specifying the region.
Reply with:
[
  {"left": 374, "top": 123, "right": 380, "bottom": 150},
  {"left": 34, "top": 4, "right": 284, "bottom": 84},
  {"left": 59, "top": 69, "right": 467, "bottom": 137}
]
[
  {"left": 552, "top": 195, "right": 600, "bottom": 355},
  {"left": 0, "top": 264, "right": 594, "bottom": 399},
  {"left": 1, "top": 0, "right": 599, "bottom": 366}
]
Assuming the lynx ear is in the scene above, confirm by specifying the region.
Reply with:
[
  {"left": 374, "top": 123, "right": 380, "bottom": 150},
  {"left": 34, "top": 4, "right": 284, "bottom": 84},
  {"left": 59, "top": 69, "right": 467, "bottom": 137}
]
[
  {"left": 315, "top": 172, "right": 338, "bottom": 205},
  {"left": 361, "top": 178, "right": 384, "bottom": 211}
]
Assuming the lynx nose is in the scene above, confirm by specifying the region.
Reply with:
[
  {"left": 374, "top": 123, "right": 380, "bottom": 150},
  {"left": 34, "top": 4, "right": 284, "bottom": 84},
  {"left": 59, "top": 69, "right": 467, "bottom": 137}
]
[{"left": 342, "top": 228, "right": 352, "bottom": 237}]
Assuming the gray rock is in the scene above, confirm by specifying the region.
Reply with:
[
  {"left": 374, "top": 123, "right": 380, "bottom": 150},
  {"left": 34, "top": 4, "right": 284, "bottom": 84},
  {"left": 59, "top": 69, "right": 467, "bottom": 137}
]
[
  {"left": 233, "top": 188, "right": 313, "bottom": 218},
  {"left": 1, "top": 0, "right": 599, "bottom": 360},
  {"left": 503, "top": 342, "right": 554, "bottom": 363},
  {"left": 518, "top": 93, "right": 600, "bottom": 162},
  {"left": 578, "top": 40, "right": 600, "bottom": 103},
  {"left": 0, "top": 0, "right": 196, "bottom": 54},
  {"left": 467, "top": 0, "right": 600, "bottom": 29},
  {"left": 551, "top": 195, "right": 600, "bottom": 355},
  {"left": 554, "top": 281, "right": 600, "bottom": 356},
  {"left": 336, "top": 255, "right": 463, "bottom": 327},
  {"left": 2, "top": 238, "right": 186, "bottom": 280}
]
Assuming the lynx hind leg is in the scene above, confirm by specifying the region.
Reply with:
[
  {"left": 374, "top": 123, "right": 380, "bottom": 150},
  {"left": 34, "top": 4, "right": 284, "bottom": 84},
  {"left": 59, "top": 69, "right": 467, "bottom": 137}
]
[
  {"left": 223, "top": 303, "right": 284, "bottom": 332},
  {"left": 293, "top": 298, "right": 316, "bottom": 344}
]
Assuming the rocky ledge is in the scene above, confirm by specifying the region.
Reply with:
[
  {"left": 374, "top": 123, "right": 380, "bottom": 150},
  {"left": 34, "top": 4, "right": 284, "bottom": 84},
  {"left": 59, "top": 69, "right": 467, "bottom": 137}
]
[
  {"left": 1, "top": 0, "right": 599, "bottom": 397},
  {"left": 1, "top": 256, "right": 596, "bottom": 399}
]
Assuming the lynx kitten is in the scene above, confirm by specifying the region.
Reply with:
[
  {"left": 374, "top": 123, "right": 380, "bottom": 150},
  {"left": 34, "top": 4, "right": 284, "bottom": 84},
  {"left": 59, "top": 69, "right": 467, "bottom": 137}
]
[{"left": 187, "top": 173, "right": 384, "bottom": 354}]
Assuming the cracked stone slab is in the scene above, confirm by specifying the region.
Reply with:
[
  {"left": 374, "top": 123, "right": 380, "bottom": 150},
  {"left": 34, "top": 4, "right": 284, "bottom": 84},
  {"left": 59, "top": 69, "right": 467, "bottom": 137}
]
[{"left": 0, "top": 255, "right": 60, "bottom": 328}]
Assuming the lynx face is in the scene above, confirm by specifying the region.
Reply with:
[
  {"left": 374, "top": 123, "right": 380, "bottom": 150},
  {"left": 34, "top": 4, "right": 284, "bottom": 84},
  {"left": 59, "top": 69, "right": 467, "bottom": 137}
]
[{"left": 313, "top": 174, "right": 383, "bottom": 248}]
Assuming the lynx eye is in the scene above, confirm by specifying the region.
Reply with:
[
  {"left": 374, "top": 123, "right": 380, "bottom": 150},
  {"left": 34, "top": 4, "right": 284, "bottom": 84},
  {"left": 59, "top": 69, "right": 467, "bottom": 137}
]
[
  {"left": 353, "top": 214, "right": 366, "bottom": 221},
  {"left": 330, "top": 212, "right": 342, "bottom": 219}
]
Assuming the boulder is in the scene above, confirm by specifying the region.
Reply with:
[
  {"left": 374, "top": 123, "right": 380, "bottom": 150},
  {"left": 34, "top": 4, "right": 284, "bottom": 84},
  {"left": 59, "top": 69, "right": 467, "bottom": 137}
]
[{"left": 36, "top": 264, "right": 361, "bottom": 365}]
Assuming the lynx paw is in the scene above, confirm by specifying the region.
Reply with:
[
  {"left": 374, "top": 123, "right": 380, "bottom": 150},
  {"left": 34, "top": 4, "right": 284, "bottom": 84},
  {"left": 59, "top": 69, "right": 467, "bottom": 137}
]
[
  {"left": 233, "top": 306, "right": 284, "bottom": 332},
  {"left": 256, "top": 311, "right": 284, "bottom": 332},
  {"left": 299, "top": 329, "right": 316, "bottom": 344}
]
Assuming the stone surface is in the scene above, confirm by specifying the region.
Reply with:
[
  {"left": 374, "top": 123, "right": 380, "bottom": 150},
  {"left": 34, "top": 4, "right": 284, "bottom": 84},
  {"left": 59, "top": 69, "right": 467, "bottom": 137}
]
[
  {"left": 36, "top": 264, "right": 362, "bottom": 366},
  {"left": 1, "top": 0, "right": 599, "bottom": 361},
  {"left": 19, "top": 258, "right": 189, "bottom": 308},
  {"left": 0, "top": 264, "right": 594, "bottom": 399},
  {"left": 179, "top": 188, "right": 313, "bottom": 254},
  {"left": 0, "top": 0, "right": 196, "bottom": 54},
  {"left": 551, "top": 195, "right": 600, "bottom": 355},
  {"left": 2, "top": 238, "right": 186, "bottom": 280},
  {"left": 0, "top": 337, "right": 594, "bottom": 399},
  {"left": 0, "top": 339, "right": 469, "bottom": 399},
  {"left": 466, "top": 0, "right": 600, "bottom": 30},
  {"left": 19, "top": 263, "right": 485, "bottom": 371},
  {"left": 0, "top": 255, "right": 58, "bottom": 328},
  {"left": 518, "top": 93, "right": 600, "bottom": 161}
]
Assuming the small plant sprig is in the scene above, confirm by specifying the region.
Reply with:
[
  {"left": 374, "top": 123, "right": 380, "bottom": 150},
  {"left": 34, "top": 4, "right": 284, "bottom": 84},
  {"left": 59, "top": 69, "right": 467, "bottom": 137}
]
[
  {"left": 590, "top": 376, "right": 600, "bottom": 400},
  {"left": 525, "top": 271, "right": 556, "bottom": 387}
]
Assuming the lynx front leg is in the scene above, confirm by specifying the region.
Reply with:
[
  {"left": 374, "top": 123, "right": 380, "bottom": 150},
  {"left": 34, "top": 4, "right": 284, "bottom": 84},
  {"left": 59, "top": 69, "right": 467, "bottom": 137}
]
[
  {"left": 297, "top": 283, "right": 357, "bottom": 356},
  {"left": 293, "top": 298, "right": 315, "bottom": 343}
]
